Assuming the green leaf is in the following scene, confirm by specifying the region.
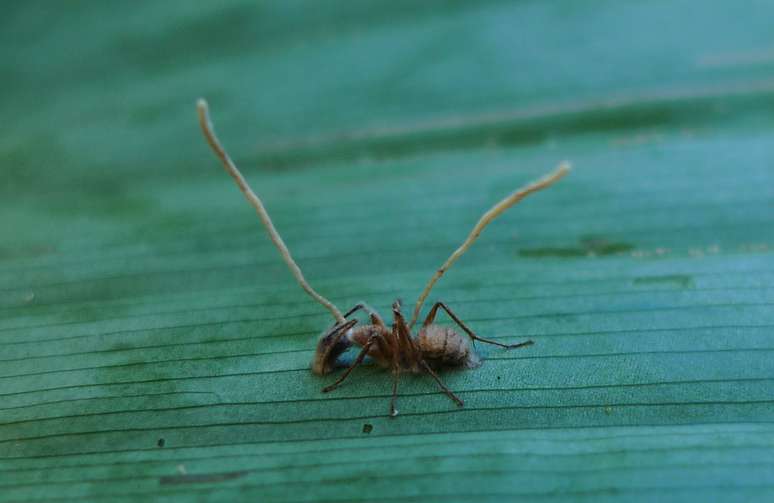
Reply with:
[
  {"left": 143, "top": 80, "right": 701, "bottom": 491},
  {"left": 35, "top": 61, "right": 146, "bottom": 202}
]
[{"left": 2, "top": 1, "right": 774, "bottom": 501}]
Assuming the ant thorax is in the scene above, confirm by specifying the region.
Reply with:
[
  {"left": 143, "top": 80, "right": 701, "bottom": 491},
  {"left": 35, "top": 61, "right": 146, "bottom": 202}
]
[{"left": 348, "top": 324, "right": 391, "bottom": 365}]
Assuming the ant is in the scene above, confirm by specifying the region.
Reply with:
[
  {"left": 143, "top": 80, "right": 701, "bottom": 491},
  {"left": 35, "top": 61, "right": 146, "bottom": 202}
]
[{"left": 197, "top": 99, "right": 570, "bottom": 417}]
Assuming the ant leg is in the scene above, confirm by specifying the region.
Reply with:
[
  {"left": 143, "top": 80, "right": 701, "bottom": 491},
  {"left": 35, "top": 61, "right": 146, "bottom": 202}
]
[
  {"left": 419, "top": 360, "right": 464, "bottom": 407},
  {"left": 423, "top": 302, "right": 533, "bottom": 349},
  {"left": 392, "top": 300, "right": 419, "bottom": 355},
  {"left": 389, "top": 322, "right": 401, "bottom": 418},
  {"left": 322, "top": 335, "right": 378, "bottom": 393},
  {"left": 343, "top": 302, "right": 386, "bottom": 327},
  {"left": 320, "top": 318, "right": 358, "bottom": 347},
  {"left": 390, "top": 368, "right": 400, "bottom": 417}
]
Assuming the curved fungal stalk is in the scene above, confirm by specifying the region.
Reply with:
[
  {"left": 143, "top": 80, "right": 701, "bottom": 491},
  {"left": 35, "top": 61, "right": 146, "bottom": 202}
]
[
  {"left": 197, "top": 98, "right": 345, "bottom": 324},
  {"left": 408, "top": 162, "right": 571, "bottom": 328}
]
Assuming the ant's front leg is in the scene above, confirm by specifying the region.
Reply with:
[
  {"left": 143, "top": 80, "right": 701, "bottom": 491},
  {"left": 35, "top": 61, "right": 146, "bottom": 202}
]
[
  {"left": 321, "top": 334, "right": 381, "bottom": 393},
  {"left": 423, "top": 302, "right": 533, "bottom": 350},
  {"left": 343, "top": 302, "right": 386, "bottom": 327}
]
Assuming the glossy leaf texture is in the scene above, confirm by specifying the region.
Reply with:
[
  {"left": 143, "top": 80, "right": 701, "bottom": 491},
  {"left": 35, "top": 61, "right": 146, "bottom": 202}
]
[{"left": 1, "top": 1, "right": 774, "bottom": 501}]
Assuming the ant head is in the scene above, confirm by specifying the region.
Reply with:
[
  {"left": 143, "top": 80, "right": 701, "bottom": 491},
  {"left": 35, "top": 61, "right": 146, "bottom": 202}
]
[
  {"left": 392, "top": 299, "right": 403, "bottom": 312},
  {"left": 311, "top": 319, "right": 357, "bottom": 375}
]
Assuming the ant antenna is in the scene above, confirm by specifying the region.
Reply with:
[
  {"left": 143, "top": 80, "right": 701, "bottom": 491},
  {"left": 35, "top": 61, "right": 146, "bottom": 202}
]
[
  {"left": 197, "top": 98, "right": 345, "bottom": 324},
  {"left": 408, "top": 162, "right": 571, "bottom": 328}
]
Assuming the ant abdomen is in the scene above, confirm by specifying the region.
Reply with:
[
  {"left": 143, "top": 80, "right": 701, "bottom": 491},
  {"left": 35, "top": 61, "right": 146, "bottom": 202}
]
[{"left": 419, "top": 324, "right": 481, "bottom": 369}]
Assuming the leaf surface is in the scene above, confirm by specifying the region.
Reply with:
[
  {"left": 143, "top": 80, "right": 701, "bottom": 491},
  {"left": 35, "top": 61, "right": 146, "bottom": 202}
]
[{"left": 2, "top": 1, "right": 774, "bottom": 501}]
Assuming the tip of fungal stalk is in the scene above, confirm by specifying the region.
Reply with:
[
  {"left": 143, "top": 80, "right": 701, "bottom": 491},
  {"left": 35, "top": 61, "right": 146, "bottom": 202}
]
[{"left": 196, "top": 98, "right": 208, "bottom": 111}]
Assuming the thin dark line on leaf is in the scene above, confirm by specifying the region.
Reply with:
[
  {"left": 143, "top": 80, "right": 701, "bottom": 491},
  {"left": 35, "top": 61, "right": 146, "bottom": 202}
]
[
  {"left": 0, "top": 391, "right": 221, "bottom": 413},
  {"left": 2, "top": 299, "right": 772, "bottom": 349},
  {"left": 1, "top": 284, "right": 769, "bottom": 340},
  {"left": 3, "top": 420, "right": 772, "bottom": 462},
  {"left": 3, "top": 399, "right": 774, "bottom": 445},
  {"left": 0, "top": 342, "right": 308, "bottom": 364},
  {"left": 1, "top": 284, "right": 702, "bottom": 333},
  {"left": 1, "top": 340, "right": 772, "bottom": 383},
  {"left": 3, "top": 377, "right": 773, "bottom": 427},
  {"left": 0, "top": 321, "right": 313, "bottom": 348},
  {"left": 1, "top": 284, "right": 770, "bottom": 360},
  {"left": 4, "top": 444, "right": 772, "bottom": 486},
  {"left": 4, "top": 426, "right": 771, "bottom": 476},
  {"left": 2, "top": 339, "right": 772, "bottom": 399},
  {"left": 3, "top": 376, "right": 773, "bottom": 419},
  {"left": 2, "top": 283, "right": 749, "bottom": 333}
]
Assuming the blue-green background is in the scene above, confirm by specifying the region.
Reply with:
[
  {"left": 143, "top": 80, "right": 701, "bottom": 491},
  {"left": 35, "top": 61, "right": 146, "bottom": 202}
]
[{"left": 2, "top": 1, "right": 774, "bottom": 501}]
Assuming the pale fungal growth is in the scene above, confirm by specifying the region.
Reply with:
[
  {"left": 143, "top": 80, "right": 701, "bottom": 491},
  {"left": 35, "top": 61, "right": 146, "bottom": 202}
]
[
  {"left": 197, "top": 99, "right": 345, "bottom": 324},
  {"left": 197, "top": 98, "right": 570, "bottom": 417},
  {"left": 408, "top": 162, "right": 571, "bottom": 327}
]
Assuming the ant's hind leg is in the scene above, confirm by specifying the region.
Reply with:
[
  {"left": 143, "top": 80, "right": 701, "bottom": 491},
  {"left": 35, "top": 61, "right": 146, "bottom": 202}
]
[
  {"left": 419, "top": 360, "right": 464, "bottom": 407},
  {"left": 423, "top": 302, "right": 533, "bottom": 350},
  {"left": 322, "top": 336, "right": 378, "bottom": 393},
  {"left": 343, "top": 302, "right": 386, "bottom": 327}
]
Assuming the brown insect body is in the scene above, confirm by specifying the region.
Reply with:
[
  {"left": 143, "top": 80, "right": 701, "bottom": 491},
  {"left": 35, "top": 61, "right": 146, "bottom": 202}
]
[
  {"left": 345, "top": 318, "right": 479, "bottom": 372},
  {"left": 196, "top": 98, "right": 568, "bottom": 417},
  {"left": 314, "top": 303, "right": 478, "bottom": 376},
  {"left": 314, "top": 300, "right": 529, "bottom": 416}
]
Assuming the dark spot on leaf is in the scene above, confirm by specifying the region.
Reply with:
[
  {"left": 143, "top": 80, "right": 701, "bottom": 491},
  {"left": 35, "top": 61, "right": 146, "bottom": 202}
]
[
  {"left": 519, "top": 247, "right": 587, "bottom": 258},
  {"left": 579, "top": 236, "right": 635, "bottom": 255},
  {"left": 157, "top": 438, "right": 165, "bottom": 448},
  {"left": 362, "top": 423, "right": 373, "bottom": 434},
  {"left": 633, "top": 274, "right": 694, "bottom": 288},
  {"left": 0, "top": 243, "right": 55, "bottom": 261},
  {"left": 160, "top": 470, "right": 248, "bottom": 485},
  {"left": 519, "top": 236, "right": 634, "bottom": 258}
]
